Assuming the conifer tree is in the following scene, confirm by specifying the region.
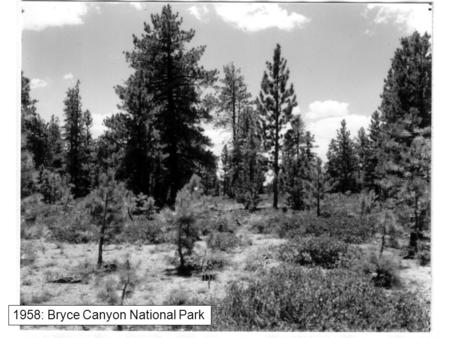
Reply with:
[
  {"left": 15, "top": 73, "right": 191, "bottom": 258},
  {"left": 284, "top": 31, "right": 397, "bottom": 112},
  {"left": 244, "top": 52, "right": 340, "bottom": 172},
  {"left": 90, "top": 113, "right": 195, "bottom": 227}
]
[
  {"left": 311, "top": 157, "right": 325, "bottom": 216},
  {"left": 220, "top": 144, "right": 232, "bottom": 197},
  {"left": 355, "top": 127, "right": 371, "bottom": 190},
  {"left": 376, "top": 32, "right": 431, "bottom": 255},
  {"left": 117, "top": 5, "right": 217, "bottom": 206},
  {"left": 365, "top": 111, "right": 383, "bottom": 193},
  {"left": 326, "top": 119, "right": 358, "bottom": 193},
  {"left": 62, "top": 80, "right": 93, "bottom": 197},
  {"left": 234, "top": 106, "right": 265, "bottom": 211},
  {"left": 216, "top": 63, "right": 252, "bottom": 144},
  {"left": 47, "top": 115, "right": 64, "bottom": 172},
  {"left": 172, "top": 174, "right": 204, "bottom": 273},
  {"left": 257, "top": 44, "right": 297, "bottom": 209},
  {"left": 281, "top": 115, "right": 313, "bottom": 210},
  {"left": 86, "top": 170, "right": 127, "bottom": 268},
  {"left": 21, "top": 73, "right": 37, "bottom": 196}
]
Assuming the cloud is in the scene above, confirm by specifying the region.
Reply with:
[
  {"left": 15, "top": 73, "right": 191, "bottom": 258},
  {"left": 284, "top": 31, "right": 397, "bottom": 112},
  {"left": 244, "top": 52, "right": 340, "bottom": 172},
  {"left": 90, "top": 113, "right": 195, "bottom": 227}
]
[
  {"left": 29, "top": 78, "right": 48, "bottom": 89},
  {"left": 304, "top": 100, "right": 349, "bottom": 122},
  {"left": 214, "top": 4, "right": 310, "bottom": 32},
  {"left": 91, "top": 113, "right": 111, "bottom": 138},
  {"left": 365, "top": 4, "right": 432, "bottom": 34},
  {"left": 63, "top": 73, "right": 74, "bottom": 80},
  {"left": 189, "top": 5, "right": 210, "bottom": 22},
  {"left": 203, "top": 123, "right": 231, "bottom": 157},
  {"left": 304, "top": 100, "right": 370, "bottom": 160},
  {"left": 22, "top": 2, "right": 89, "bottom": 31}
]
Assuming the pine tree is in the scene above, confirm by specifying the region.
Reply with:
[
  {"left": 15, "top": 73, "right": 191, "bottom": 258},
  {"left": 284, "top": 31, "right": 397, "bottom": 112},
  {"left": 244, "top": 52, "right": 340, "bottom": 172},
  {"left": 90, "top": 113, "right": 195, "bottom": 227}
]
[
  {"left": 215, "top": 63, "right": 252, "bottom": 143},
  {"left": 355, "top": 127, "right": 371, "bottom": 190},
  {"left": 62, "top": 80, "right": 93, "bottom": 197},
  {"left": 234, "top": 106, "right": 265, "bottom": 211},
  {"left": 116, "top": 5, "right": 217, "bottom": 206},
  {"left": 281, "top": 115, "right": 313, "bottom": 210},
  {"left": 86, "top": 170, "right": 127, "bottom": 268},
  {"left": 311, "top": 157, "right": 325, "bottom": 216},
  {"left": 21, "top": 73, "right": 37, "bottom": 196},
  {"left": 47, "top": 115, "right": 64, "bottom": 172},
  {"left": 257, "top": 44, "right": 298, "bottom": 209},
  {"left": 376, "top": 32, "right": 431, "bottom": 255},
  {"left": 326, "top": 119, "right": 358, "bottom": 193},
  {"left": 220, "top": 144, "right": 232, "bottom": 197},
  {"left": 172, "top": 174, "right": 204, "bottom": 273},
  {"left": 365, "top": 111, "right": 383, "bottom": 193}
]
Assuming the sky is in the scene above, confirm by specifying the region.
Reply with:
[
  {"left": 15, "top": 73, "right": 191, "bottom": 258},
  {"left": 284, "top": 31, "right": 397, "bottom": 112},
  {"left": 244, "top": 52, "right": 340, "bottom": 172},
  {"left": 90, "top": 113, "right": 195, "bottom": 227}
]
[{"left": 21, "top": 1, "right": 432, "bottom": 160}]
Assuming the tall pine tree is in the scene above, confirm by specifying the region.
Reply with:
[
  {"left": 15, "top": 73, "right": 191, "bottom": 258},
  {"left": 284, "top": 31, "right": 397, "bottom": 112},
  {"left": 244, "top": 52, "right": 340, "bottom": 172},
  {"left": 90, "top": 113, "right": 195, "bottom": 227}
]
[
  {"left": 376, "top": 31, "right": 431, "bottom": 255},
  {"left": 116, "top": 5, "right": 217, "bottom": 206},
  {"left": 257, "top": 44, "right": 297, "bottom": 209},
  {"left": 62, "top": 80, "right": 93, "bottom": 197}
]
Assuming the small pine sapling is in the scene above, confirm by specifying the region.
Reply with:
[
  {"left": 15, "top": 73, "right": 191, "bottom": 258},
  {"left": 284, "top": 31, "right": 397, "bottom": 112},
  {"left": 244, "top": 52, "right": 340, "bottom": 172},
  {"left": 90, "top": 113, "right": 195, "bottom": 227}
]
[{"left": 86, "top": 170, "right": 127, "bottom": 268}]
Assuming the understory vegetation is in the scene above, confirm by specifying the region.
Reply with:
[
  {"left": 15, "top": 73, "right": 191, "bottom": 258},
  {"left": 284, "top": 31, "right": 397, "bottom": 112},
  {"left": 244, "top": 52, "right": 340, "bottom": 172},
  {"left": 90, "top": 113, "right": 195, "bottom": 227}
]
[{"left": 20, "top": 4, "right": 430, "bottom": 332}]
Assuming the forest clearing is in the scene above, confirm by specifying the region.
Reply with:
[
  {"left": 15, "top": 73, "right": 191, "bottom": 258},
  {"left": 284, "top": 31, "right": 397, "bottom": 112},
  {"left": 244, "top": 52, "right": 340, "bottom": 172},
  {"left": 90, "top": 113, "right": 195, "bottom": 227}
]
[{"left": 20, "top": 2, "right": 431, "bottom": 332}]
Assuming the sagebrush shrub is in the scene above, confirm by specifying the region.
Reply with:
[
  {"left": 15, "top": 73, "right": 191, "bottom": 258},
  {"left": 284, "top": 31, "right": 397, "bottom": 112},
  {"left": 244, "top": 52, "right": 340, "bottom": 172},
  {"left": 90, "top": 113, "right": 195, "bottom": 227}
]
[{"left": 212, "top": 265, "right": 430, "bottom": 331}]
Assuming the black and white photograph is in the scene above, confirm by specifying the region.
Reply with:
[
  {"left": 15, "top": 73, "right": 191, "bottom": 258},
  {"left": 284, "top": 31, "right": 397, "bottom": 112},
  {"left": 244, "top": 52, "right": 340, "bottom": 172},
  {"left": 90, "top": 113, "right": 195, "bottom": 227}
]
[{"left": 7, "top": 0, "right": 441, "bottom": 333}]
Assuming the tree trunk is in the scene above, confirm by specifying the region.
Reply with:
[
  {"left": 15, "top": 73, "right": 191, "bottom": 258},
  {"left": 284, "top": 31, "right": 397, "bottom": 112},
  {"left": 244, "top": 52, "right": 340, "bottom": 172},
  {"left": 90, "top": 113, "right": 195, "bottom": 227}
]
[
  {"left": 408, "top": 191, "right": 420, "bottom": 256},
  {"left": 97, "top": 224, "right": 105, "bottom": 268},
  {"left": 97, "top": 196, "right": 109, "bottom": 269},
  {"left": 316, "top": 191, "right": 320, "bottom": 216},
  {"left": 177, "top": 223, "right": 185, "bottom": 270}
]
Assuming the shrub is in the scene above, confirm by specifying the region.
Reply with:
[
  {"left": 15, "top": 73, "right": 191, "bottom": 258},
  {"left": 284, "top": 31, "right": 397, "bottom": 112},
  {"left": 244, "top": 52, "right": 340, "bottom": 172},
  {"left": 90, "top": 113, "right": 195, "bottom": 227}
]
[
  {"left": 213, "top": 265, "right": 430, "bottom": 331},
  {"left": 207, "top": 232, "right": 240, "bottom": 252},
  {"left": 301, "top": 212, "right": 376, "bottom": 244},
  {"left": 48, "top": 203, "right": 95, "bottom": 243},
  {"left": 371, "top": 254, "right": 402, "bottom": 289},
  {"left": 21, "top": 241, "right": 38, "bottom": 266},
  {"left": 322, "top": 193, "right": 361, "bottom": 217},
  {"left": 249, "top": 212, "right": 301, "bottom": 236},
  {"left": 418, "top": 250, "right": 430, "bottom": 266},
  {"left": 119, "top": 216, "right": 166, "bottom": 244},
  {"left": 278, "top": 235, "right": 348, "bottom": 269},
  {"left": 97, "top": 278, "right": 120, "bottom": 305},
  {"left": 204, "top": 252, "right": 230, "bottom": 271},
  {"left": 200, "top": 214, "right": 236, "bottom": 236},
  {"left": 164, "top": 288, "right": 191, "bottom": 305}
]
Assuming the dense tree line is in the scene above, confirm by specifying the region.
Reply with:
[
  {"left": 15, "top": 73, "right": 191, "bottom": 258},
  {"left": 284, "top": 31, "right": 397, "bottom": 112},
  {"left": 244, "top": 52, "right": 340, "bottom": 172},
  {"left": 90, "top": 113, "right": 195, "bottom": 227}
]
[
  {"left": 324, "top": 31, "right": 431, "bottom": 254},
  {"left": 21, "top": 5, "right": 430, "bottom": 255}
]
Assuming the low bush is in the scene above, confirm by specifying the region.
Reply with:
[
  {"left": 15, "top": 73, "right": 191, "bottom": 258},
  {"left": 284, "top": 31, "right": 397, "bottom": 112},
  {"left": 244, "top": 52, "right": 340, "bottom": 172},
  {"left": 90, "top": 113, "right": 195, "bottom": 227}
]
[
  {"left": 301, "top": 212, "right": 376, "bottom": 244},
  {"left": 249, "top": 210, "right": 375, "bottom": 244},
  {"left": 278, "top": 235, "right": 348, "bottom": 269},
  {"left": 371, "top": 255, "right": 402, "bottom": 289},
  {"left": 249, "top": 212, "right": 301, "bottom": 236},
  {"left": 212, "top": 265, "right": 430, "bottom": 331},
  {"left": 418, "top": 250, "right": 430, "bottom": 266},
  {"left": 202, "top": 252, "right": 230, "bottom": 271},
  {"left": 21, "top": 241, "right": 38, "bottom": 266},
  {"left": 119, "top": 216, "right": 166, "bottom": 244},
  {"left": 207, "top": 232, "right": 240, "bottom": 252},
  {"left": 200, "top": 214, "right": 236, "bottom": 236}
]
